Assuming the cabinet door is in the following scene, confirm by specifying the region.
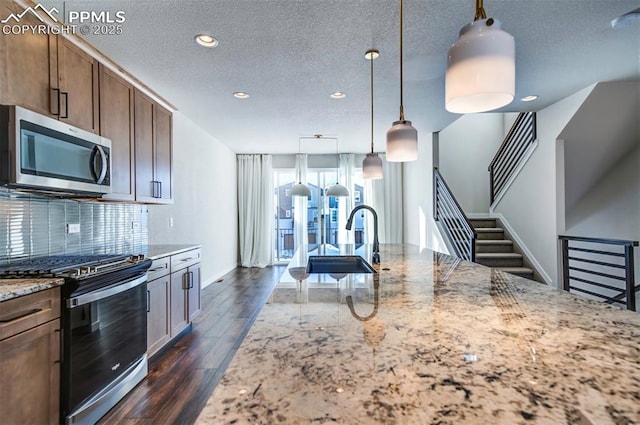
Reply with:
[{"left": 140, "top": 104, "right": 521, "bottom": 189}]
[
  {"left": 187, "top": 263, "right": 201, "bottom": 322},
  {"left": 147, "top": 276, "right": 170, "bottom": 357},
  {"left": 153, "top": 103, "right": 173, "bottom": 203},
  {"left": 99, "top": 65, "right": 135, "bottom": 201},
  {"left": 134, "top": 90, "right": 156, "bottom": 202},
  {"left": 169, "top": 269, "right": 188, "bottom": 337},
  {"left": 0, "top": 319, "right": 60, "bottom": 425},
  {"left": 0, "top": 2, "right": 57, "bottom": 116},
  {"left": 57, "top": 37, "right": 100, "bottom": 133}
]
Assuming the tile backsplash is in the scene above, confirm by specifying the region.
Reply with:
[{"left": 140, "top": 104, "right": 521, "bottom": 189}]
[{"left": 0, "top": 188, "right": 148, "bottom": 265}]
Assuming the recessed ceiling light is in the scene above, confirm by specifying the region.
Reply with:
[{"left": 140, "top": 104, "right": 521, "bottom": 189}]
[
  {"left": 521, "top": 95, "right": 538, "bottom": 102},
  {"left": 330, "top": 92, "right": 346, "bottom": 99},
  {"left": 233, "top": 92, "right": 250, "bottom": 99},
  {"left": 194, "top": 33, "right": 218, "bottom": 48}
]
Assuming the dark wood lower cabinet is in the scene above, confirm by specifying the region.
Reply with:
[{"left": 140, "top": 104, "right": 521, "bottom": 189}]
[{"left": 0, "top": 288, "right": 61, "bottom": 425}]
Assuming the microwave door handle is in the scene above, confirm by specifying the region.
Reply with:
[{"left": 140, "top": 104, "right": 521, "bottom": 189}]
[{"left": 90, "top": 145, "right": 108, "bottom": 184}]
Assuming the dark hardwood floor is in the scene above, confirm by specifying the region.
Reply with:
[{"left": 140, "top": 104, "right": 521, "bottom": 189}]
[{"left": 98, "top": 265, "right": 285, "bottom": 425}]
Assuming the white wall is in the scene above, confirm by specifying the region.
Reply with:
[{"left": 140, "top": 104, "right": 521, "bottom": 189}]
[
  {"left": 403, "top": 133, "right": 449, "bottom": 253},
  {"left": 566, "top": 146, "right": 640, "bottom": 239},
  {"left": 148, "top": 111, "right": 238, "bottom": 288},
  {"left": 438, "top": 113, "right": 504, "bottom": 214},
  {"left": 493, "top": 85, "right": 595, "bottom": 286}
]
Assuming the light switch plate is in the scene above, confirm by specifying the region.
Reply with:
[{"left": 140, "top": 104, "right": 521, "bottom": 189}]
[{"left": 67, "top": 223, "right": 81, "bottom": 234}]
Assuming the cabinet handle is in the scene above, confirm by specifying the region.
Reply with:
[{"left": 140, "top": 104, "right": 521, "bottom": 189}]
[
  {"left": 148, "top": 266, "right": 165, "bottom": 273},
  {"left": 182, "top": 272, "right": 188, "bottom": 290},
  {"left": 189, "top": 271, "right": 194, "bottom": 289},
  {"left": 52, "top": 88, "right": 61, "bottom": 116},
  {"left": 61, "top": 92, "right": 69, "bottom": 118},
  {"left": 0, "top": 308, "right": 43, "bottom": 323},
  {"left": 147, "top": 290, "right": 151, "bottom": 313},
  {"left": 55, "top": 328, "right": 63, "bottom": 364},
  {"left": 159, "top": 181, "right": 163, "bottom": 199}
]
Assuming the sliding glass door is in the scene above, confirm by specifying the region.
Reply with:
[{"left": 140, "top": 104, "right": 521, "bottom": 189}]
[{"left": 273, "top": 168, "right": 366, "bottom": 263}]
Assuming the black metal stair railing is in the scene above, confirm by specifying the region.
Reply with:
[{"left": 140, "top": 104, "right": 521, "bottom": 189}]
[
  {"left": 559, "top": 235, "right": 638, "bottom": 311},
  {"left": 434, "top": 168, "right": 477, "bottom": 262},
  {"left": 489, "top": 112, "right": 537, "bottom": 204}
]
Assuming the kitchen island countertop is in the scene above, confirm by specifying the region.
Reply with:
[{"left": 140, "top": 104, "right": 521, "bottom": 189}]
[{"left": 196, "top": 244, "right": 640, "bottom": 424}]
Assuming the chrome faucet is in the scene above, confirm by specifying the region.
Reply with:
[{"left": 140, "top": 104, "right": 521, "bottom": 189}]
[{"left": 346, "top": 204, "right": 380, "bottom": 264}]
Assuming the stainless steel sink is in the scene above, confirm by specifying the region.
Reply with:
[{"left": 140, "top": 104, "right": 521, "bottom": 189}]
[{"left": 306, "top": 255, "right": 377, "bottom": 274}]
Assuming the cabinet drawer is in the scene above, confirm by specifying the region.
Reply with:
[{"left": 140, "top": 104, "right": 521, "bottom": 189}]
[
  {"left": 171, "top": 248, "right": 201, "bottom": 272},
  {"left": 147, "top": 256, "right": 170, "bottom": 281},
  {"left": 0, "top": 287, "right": 61, "bottom": 341}
]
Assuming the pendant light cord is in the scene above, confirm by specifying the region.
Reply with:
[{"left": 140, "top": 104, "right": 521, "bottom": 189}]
[
  {"left": 474, "top": 0, "right": 487, "bottom": 20},
  {"left": 399, "top": 0, "right": 405, "bottom": 121},
  {"left": 370, "top": 52, "right": 375, "bottom": 154}
]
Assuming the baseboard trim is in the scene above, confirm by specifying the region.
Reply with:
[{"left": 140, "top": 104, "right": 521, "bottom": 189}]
[
  {"left": 490, "top": 212, "right": 553, "bottom": 285},
  {"left": 490, "top": 140, "right": 539, "bottom": 210},
  {"left": 202, "top": 262, "right": 239, "bottom": 289}
]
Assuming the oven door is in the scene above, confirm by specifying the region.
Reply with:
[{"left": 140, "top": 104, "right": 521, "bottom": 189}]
[{"left": 62, "top": 273, "right": 147, "bottom": 424}]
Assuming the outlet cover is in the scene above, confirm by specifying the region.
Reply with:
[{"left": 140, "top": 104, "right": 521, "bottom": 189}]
[{"left": 67, "top": 223, "right": 81, "bottom": 234}]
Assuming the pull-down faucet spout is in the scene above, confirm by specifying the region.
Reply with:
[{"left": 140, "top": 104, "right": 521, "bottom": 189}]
[{"left": 346, "top": 204, "right": 380, "bottom": 264}]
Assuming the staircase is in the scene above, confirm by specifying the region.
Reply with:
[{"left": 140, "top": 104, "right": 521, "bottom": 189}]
[{"left": 470, "top": 217, "right": 536, "bottom": 280}]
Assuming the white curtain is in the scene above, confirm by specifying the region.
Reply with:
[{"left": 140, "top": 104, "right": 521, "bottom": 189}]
[
  {"left": 337, "top": 153, "right": 355, "bottom": 244},
  {"left": 293, "top": 154, "right": 308, "bottom": 250},
  {"left": 237, "top": 154, "right": 273, "bottom": 268},
  {"left": 364, "top": 155, "right": 403, "bottom": 244}
]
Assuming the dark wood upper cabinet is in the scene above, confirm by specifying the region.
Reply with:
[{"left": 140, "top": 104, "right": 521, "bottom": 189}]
[
  {"left": 57, "top": 37, "right": 100, "bottom": 133},
  {"left": 134, "top": 89, "right": 173, "bottom": 204},
  {"left": 153, "top": 103, "right": 173, "bottom": 203},
  {"left": 0, "top": 2, "right": 57, "bottom": 117},
  {"left": 99, "top": 65, "right": 135, "bottom": 202}
]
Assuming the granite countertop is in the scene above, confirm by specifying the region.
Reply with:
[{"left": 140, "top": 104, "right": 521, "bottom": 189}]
[
  {"left": 142, "top": 244, "right": 202, "bottom": 260},
  {"left": 197, "top": 244, "right": 640, "bottom": 425},
  {"left": 0, "top": 277, "right": 65, "bottom": 302}
]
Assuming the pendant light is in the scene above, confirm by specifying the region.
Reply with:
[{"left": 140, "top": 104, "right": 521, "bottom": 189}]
[
  {"left": 445, "top": 0, "right": 515, "bottom": 113},
  {"left": 363, "top": 49, "right": 383, "bottom": 180},
  {"left": 290, "top": 138, "right": 311, "bottom": 197},
  {"left": 326, "top": 137, "right": 350, "bottom": 197},
  {"left": 386, "top": 0, "right": 418, "bottom": 163}
]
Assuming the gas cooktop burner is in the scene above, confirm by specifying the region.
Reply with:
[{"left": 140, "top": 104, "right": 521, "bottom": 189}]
[{"left": 0, "top": 254, "right": 147, "bottom": 279}]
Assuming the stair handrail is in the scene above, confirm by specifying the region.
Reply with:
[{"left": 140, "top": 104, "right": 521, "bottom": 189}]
[
  {"left": 558, "top": 235, "right": 638, "bottom": 311},
  {"left": 433, "top": 167, "right": 477, "bottom": 262},
  {"left": 488, "top": 112, "right": 537, "bottom": 204}
]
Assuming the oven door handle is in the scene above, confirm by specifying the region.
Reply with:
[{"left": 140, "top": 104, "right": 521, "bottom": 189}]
[{"left": 66, "top": 274, "right": 147, "bottom": 308}]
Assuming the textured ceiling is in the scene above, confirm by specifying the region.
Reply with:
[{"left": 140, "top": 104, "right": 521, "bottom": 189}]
[{"left": 40, "top": 0, "right": 640, "bottom": 154}]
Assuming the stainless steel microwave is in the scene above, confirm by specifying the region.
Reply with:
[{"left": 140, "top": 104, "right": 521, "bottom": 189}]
[{"left": 0, "top": 105, "right": 111, "bottom": 196}]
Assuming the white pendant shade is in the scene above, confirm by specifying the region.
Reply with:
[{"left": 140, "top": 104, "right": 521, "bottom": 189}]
[
  {"left": 326, "top": 182, "right": 350, "bottom": 197},
  {"left": 446, "top": 18, "right": 515, "bottom": 114},
  {"left": 290, "top": 182, "right": 311, "bottom": 197},
  {"left": 363, "top": 153, "right": 383, "bottom": 179},
  {"left": 386, "top": 120, "right": 418, "bottom": 162}
]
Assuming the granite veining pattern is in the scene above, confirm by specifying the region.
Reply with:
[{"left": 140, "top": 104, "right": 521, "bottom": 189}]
[
  {"left": 196, "top": 245, "right": 640, "bottom": 425},
  {"left": 0, "top": 277, "right": 64, "bottom": 302}
]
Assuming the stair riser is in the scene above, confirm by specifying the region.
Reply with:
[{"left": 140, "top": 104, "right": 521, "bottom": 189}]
[
  {"left": 476, "top": 231, "right": 504, "bottom": 240},
  {"left": 477, "top": 257, "right": 523, "bottom": 268},
  {"left": 470, "top": 219, "right": 496, "bottom": 228},
  {"left": 476, "top": 244, "right": 513, "bottom": 253}
]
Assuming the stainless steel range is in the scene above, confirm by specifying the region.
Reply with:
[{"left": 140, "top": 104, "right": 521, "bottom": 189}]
[{"left": 0, "top": 254, "right": 152, "bottom": 425}]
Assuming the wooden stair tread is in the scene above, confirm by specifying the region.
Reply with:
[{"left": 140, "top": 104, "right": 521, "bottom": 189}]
[
  {"left": 476, "top": 252, "right": 522, "bottom": 259},
  {"left": 475, "top": 227, "right": 504, "bottom": 232},
  {"left": 476, "top": 240, "right": 512, "bottom": 245}
]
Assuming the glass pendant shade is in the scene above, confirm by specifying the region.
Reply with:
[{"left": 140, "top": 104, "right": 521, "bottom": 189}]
[
  {"left": 386, "top": 120, "right": 418, "bottom": 162},
  {"left": 445, "top": 18, "right": 515, "bottom": 114},
  {"left": 363, "top": 153, "right": 383, "bottom": 179},
  {"left": 326, "top": 182, "right": 350, "bottom": 197},
  {"left": 290, "top": 182, "right": 311, "bottom": 197}
]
